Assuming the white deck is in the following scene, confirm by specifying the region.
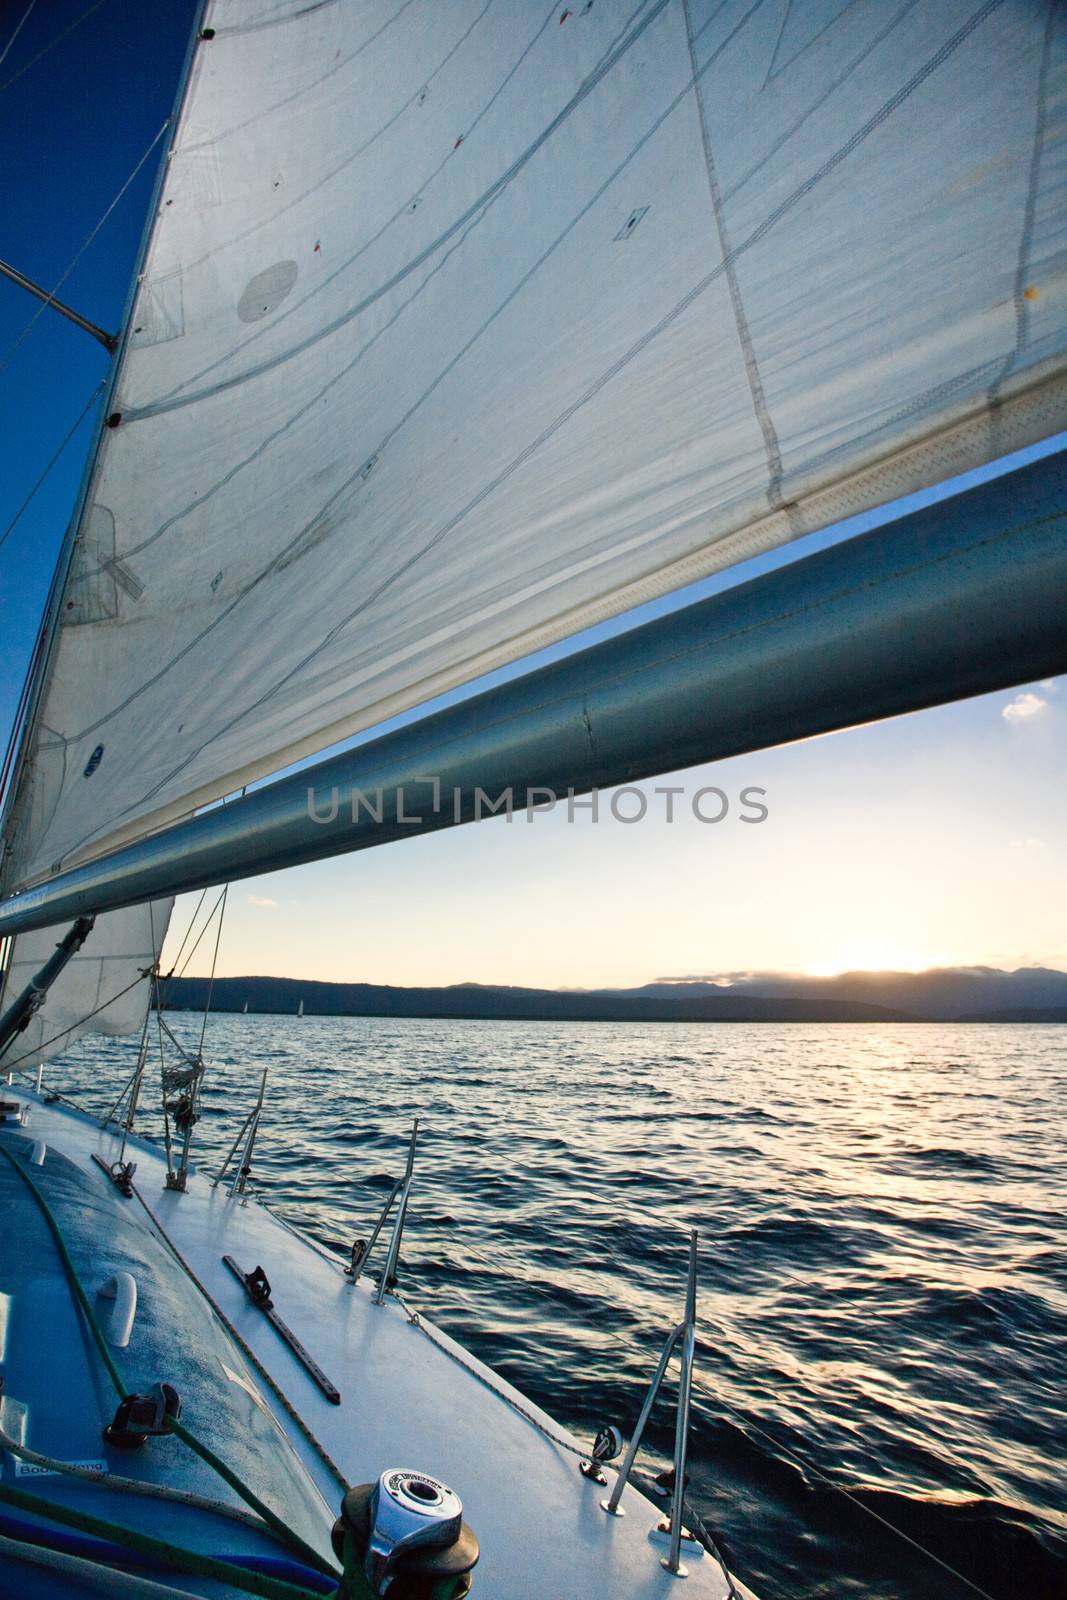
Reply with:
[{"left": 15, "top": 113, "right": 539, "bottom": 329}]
[{"left": 4, "top": 1088, "right": 756, "bottom": 1599}]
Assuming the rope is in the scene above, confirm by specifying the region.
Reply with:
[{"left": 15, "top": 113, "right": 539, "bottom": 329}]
[
  {"left": 0, "top": 0, "right": 37, "bottom": 73},
  {"left": 0, "top": 1422, "right": 276, "bottom": 1540},
  {"left": 397, "top": 1261, "right": 995, "bottom": 1600},
  {"left": 687, "top": 1378, "right": 999, "bottom": 1600},
  {"left": 158, "top": 886, "right": 228, "bottom": 996},
  {"left": 0, "top": 1137, "right": 340, "bottom": 1583},
  {"left": 197, "top": 882, "right": 229, "bottom": 1057},
  {"left": 0, "top": 381, "right": 104, "bottom": 557},
  {"left": 0, "top": 1481, "right": 329, "bottom": 1600},
  {"left": 0, "top": 115, "right": 168, "bottom": 377},
  {"left": 158, "top": 888, "right": 208, "bottom": 982},
  {"left": 0, "top": 1529, "right": 197, "bottom": 1600},
  {"left": 0, "top": 0, "right": 105, "bottom": 93},
  {"left": 132, "top": 1183, "right": 350, "bottom": 1494}
]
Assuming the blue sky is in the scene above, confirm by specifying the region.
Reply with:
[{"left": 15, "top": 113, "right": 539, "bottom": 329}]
[{"left": 1, "top": 1, "right": 1063, "bottom": 986}]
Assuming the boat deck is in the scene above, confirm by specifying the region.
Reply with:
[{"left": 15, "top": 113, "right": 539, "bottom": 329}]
[{"left": 1, "top": 1088, "right": 754, "bottom": 1599}]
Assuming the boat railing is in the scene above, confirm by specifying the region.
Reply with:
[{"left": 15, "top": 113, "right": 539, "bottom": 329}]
[
  {"left": 333, "top": 1117, "right": 419, "bottom": 1302},
  {"left": 599, "top": 1227, "right": 699, "bottom": 1578},
  {"left": 212, "top": 1067, "right": 268, "bottom": 1197}
]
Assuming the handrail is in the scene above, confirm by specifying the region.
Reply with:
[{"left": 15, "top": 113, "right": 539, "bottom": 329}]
[
  {"left": 373, "top": 1119, "right": 418, "bottom": 1305},
  {"left": 603, "top": 1229, "right": 699, "bottom": 1577}
]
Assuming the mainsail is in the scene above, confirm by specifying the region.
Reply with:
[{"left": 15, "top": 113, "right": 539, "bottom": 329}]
[{"left": 3, "top": 0, "right": 1065, "bottom": 902}]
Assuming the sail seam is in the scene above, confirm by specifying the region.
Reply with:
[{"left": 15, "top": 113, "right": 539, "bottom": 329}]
[
  {"left": 54, "top": 0, "right": 998, "bottom": 807},
  {"left": 123, "top": 0, "right": 673, "bottom": 420},
  {"left": 103, "top": 0, "right": 1012, "bottom": 822},
  {"left": 989, "top": 0, "right": 1057, "bottom": 410},
  {"left": 682, "top": 0, "right": 794, "bottom": 524}
]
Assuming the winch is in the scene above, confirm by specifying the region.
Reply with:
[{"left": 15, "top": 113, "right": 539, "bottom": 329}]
[{"left": 332, "top": 1468, "right": 479, "bottom": 1598}]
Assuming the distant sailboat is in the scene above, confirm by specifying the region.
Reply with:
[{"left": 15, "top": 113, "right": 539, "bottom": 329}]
[
  {"left": 242, "top": 1001, "right": 248, "bottom": 1015},
  {"left": 297, "top": 1000, "right": 304, "bottom": 1018}
]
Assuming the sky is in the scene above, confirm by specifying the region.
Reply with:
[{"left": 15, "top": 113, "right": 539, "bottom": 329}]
[{"left": 1, "top": 0, "right": 1064, "bottom": 990}]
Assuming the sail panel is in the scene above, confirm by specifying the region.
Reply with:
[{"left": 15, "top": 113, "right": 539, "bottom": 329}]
[
  {"left": 0, "top": 902, "right": 172, "bottom": 1073},
  {"left": 4, "top": 0, "right": 1065, "bottom": 889}
]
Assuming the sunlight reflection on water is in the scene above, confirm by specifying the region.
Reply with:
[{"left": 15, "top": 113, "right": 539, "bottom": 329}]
[{"left": 47, "top": 1018, "right": 1067, "bottom": 1600}]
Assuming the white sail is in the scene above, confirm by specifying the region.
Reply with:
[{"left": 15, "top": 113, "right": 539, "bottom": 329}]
[
  {"left": 0, "top": 901, "right": 172, "bottom": 1073},
  {"left": 3, "top": 0, "right": 1065, "bottom": 895}
]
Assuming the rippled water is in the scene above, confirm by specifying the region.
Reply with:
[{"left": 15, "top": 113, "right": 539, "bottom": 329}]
[{"left": 35, "top": 1018, "right": 1067, "bottom": 1600}]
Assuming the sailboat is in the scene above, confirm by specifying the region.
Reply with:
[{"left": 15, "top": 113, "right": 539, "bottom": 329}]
[
  {"left": 243, "top": 1001, "right": 249, "bottom": 1015},
  {"left": 0, "top": 2, "right": 1064, "bottom": 1596},
  {"left": 297, "top": 1001, "right": 304, "bottom": 1019}
]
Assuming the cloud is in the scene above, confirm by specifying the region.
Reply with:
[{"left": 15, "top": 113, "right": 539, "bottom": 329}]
[
  {"left": 247, "top": 894, "right": 278, "bottom": 907},
  {"left": 1002, "top": 692, "right": 1047, "bottom": 722}
]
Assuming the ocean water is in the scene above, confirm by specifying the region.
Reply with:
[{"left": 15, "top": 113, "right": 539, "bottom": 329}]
[{"left": 35, "top": 1017, "right": 1067, "bottom": 1600}]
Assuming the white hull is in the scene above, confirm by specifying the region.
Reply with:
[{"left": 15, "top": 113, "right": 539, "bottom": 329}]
[{"left": 0, "top": 1090, "right": 754, "bottom": 1599}]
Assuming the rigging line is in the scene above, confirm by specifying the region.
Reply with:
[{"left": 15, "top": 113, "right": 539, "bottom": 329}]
[
  {"left": 161, "top": 886, "right": 209, "bottom": 978},
  {"left": 0, "top": 116, "right": 168, "bottom": 379},
  {"left": 0, "top": 381, "right": 104, "bottom": 558},
  {"left": 156, "top": 886, "right": 227, "bottom": 1004},
  {"left": 532, "top": 1293, "right": 997, "bottom": 1600},
  {"left": 149, "top": 897, "right": 174, "bottom": 1174},
  {"left": 0, "top": 0, "right": 37, "bottom": 73},
  {"left": 174, "top": 888, "right": 227, "bottom": 979},
  {"left": 198, "top": 884, "right": 227, "bottom": 1058},
  {"left": 0, "top": 968, "right": 149, "bottom": 1072},
  {"left": 0, "top": 1139, "right": 339, "bottom": 1584},
  {"left": 0, "top": 1423, "right": 280, "bottom": 1542},
  {"left": 0, "top": 0, "right": 106, "bottom": 93},
  {"left": 131, "top": 1182, "right": 350, "bottom": 1493},
  {"left": 0, "top": 1483, "right": 331, "bottom": 1600},
  {"left": 687, "top": 1382, "right": 1000, "bottom": 1600},
  {"left": 439, "top": 1239, "right": 997, "bottom": 1599}
]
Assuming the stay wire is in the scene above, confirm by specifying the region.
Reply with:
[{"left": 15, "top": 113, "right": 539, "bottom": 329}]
[
  {"left": 0, "top": 0, "right": 106, "bottom": 94},
  {"left": 161, "top": 888, "right": 209, "bottom": 980},
  {"left": 0, "top": 380, "right": 104, "bottom": 557},
  {"left": 198, "top": 883, "right": 228, "bottom": 1058},
  {"left": 410, "top": 1223, "right": 999, "bottom": 1600},
  {"left": 686, "top": 1376, "right": 999, "bottom": 1600},
  {"left": 0, "top": 115, "right": 168, "bottom": 377},
  {"left": 0, "top": 0, "right": 37, "bottom": 74}
]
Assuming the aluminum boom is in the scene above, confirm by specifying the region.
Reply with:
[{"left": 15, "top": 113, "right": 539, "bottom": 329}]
[{"left": 0, "top": 452, "right": 1064, "bottom": 939}]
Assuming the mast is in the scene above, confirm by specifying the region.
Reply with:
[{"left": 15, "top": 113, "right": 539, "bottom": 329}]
[
  {"left": 0, "top": 448, "right": 1063, "bottom": 940},
  {"left": 0, "top": 1, "right": 209, "bottom": 894}
]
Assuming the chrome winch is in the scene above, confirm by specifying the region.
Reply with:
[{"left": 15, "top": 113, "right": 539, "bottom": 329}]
[{"left": 332, "top": 1468, "right": 479, "bottom": 1598}]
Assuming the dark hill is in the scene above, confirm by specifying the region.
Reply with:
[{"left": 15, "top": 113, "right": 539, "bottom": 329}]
[{"left": 160, "top": 975, "right": 912, "bottom": 1024}]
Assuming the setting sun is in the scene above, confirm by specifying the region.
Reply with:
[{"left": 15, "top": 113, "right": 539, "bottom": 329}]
[{"left": 804, "top": 944, "right": 943, "bottom": 978}]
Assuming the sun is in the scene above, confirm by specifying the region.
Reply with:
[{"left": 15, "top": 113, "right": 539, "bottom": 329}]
[{"left": 804, "top": 942, "right": 939, "bottom": 978}]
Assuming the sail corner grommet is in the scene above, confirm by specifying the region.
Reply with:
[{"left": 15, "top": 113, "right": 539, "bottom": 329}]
[
  {"left": 106, "top": 412, "right": 122, "bottom": 429},
  {"left": 199, "top": 27, "right": 216, "bottom": 40}
]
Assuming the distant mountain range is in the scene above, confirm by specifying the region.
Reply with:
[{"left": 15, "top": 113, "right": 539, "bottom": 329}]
[{"left": 160, "top": 966, "right": 1067, "bottom": 1023}]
